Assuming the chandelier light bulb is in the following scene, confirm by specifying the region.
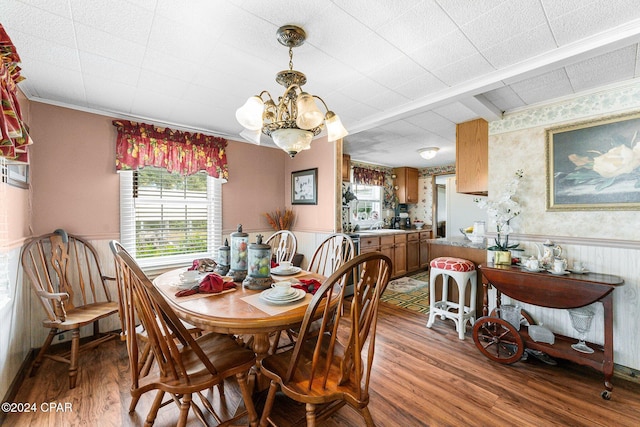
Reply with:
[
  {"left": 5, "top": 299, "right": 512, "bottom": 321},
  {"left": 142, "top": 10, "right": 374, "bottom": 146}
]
[
  {"left": 235, "top": 96, "right": 264, "bottom": 130},
  {"left": 296, "top": 93, "right": 324, "bottom": 129}
]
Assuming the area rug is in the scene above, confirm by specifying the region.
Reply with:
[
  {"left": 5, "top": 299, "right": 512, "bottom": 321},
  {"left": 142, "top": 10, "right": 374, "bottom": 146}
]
[{"left": 381, "top": 271, "right": 430, "bottom": 314}]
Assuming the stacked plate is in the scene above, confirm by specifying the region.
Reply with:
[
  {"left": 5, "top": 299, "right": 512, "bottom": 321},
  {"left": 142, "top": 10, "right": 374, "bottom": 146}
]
[
  {"left": 271, "top": 266, "right": 302, "bottom": 276},
  {"left": 259, "top": 287, "right": 306, "bottom": 305}
]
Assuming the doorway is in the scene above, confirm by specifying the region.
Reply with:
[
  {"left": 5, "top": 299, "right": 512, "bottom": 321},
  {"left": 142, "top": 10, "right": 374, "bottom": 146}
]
[{"left": 431, "top": 173, "right": 455, "bottom": 238}]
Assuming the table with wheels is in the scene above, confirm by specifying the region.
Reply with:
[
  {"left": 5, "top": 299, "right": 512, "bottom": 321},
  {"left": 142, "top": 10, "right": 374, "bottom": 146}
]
[{"left": 473, "top": 264, "right": 624, "bottom": 399}]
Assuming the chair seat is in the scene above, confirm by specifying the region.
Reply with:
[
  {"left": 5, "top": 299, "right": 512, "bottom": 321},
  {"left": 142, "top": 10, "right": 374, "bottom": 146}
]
[
  {"left": 430, "top": 257, "right": 476, "bottom": 272},
  {"left": 42, "top": 301, "right": 119, "bottom": 330},
  {"left": 136, "top": 332, "right": 256, "bottom": 396}
]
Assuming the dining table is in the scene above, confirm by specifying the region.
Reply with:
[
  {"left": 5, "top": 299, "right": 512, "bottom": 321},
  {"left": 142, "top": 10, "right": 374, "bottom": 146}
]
[{"left": 153, "top": 267, "right": 327, "bottom": 390}]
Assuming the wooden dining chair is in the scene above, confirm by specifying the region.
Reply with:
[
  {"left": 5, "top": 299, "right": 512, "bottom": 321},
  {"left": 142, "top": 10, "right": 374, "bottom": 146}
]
[
  {"left": 111, "top": 242, "right": 259, "bottom": 427},
  {"left": 21, "top": 229, "right": 120, "bottom": 389},
  {"left": 271, "top": 233, "right": 355, "bottom": 353},
  {"left": 259, "top": 252, "right": 392, "bottom": 427},
  {"left": 110, "top": 241, "right": 203, "bottom": 406},
  {"left": 265, "top": 230, "right": 297, "bottom": 264},
  {"left": 307, "top": 233, "right": 355, "bottom": 277}
]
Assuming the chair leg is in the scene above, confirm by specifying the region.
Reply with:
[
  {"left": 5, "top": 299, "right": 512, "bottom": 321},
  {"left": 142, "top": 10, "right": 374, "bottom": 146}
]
[
  {"left": 305, "top": 403, "right": 317, "bottom": 427},
  {"left": 69, "top": 329, "right": 80, "bottom": 389},
  {"left": 236, "top": 371, "right": 258, "bottom": 427},
  {"left": 259, "top": 380, "right": 279, "bottom": 427},
  {"left": 145, "top": 390, "right": 165, "bottom": 426},
  {"left": 361, "top": 406, "right": 376, "bottom": 427},
  {"left": 177, "top": 393, "right": 191, "bottom": 427},
  {"left": 31, "top": 328, "right": 57, "bottom": 376}
]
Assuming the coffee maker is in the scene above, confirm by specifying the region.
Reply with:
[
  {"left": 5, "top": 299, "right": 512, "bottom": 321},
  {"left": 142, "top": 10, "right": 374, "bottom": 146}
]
[{"left": 392, "top": 216, "right": 411, "bottom": 229}]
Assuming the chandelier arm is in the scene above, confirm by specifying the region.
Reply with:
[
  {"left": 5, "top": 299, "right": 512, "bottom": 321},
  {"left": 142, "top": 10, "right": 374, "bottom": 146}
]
[{"left": 311, "top": 95, "right": 330, "bottom": 114}]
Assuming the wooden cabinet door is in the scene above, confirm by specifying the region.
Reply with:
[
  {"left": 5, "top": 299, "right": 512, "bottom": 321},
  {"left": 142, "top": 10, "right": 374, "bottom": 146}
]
[
  {"left": 379, "top": 236, "right": 395, "bottom": 274},
  {"left": 456, "top": 118, "right": 488, "bottom": 195},
  {"left": 342, "top": 154, "right": 351, "bottom": 182},
  {"left": 393, "top": 167, "right": 419, "bottom": 204},
  {"left": 360, "top": 236, "right": 380, "bottom": 254},
  {"left": 393, "top": 234, "right": 407, "bottom": 277},
  {"left": 406, "top": 233, "right": 420, "bottom": 273},
  {"left": 419, "top": 231, "right": 431, "bottom": 269}
]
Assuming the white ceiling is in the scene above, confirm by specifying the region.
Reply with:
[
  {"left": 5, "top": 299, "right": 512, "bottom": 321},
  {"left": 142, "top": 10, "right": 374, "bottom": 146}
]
[{"left": 2, "top": 0, "right": 640, "bottom": 168}]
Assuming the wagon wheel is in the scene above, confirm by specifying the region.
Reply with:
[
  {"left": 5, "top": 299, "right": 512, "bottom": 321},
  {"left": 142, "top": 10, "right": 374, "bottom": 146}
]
[
  {"left": 473, "top": 316, "right": 524, "bottom": 364},
  {"left": 489, "top": 308, "right": 536, "bottom": 327}
]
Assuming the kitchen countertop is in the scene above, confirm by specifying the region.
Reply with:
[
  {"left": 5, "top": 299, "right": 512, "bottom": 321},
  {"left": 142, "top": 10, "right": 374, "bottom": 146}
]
[
  {"left": 357, "top": 228, "right": 431, "bottom": 236},
  {"left": 427, "top": 236, "right": 487, "bottom": 250}
]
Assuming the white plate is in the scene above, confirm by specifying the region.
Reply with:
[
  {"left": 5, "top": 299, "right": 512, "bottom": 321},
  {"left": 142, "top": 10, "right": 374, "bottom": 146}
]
[
  {"left": 546, "top": 269, "right": 569, "bottom": 275},
  {"left": 259, "top": 288, "right": 306, "bottom": 304},
  {"left": 568, "top": 269, "right": 590, "bottom": 274},
  {"left": 271, "top": 266, "right": 302, "bottom": 276},
  {"left": 172, "top": 280, "right": 200, "bottom": 289},
  {"left": 261, "top": 288, "right": 301, "bottom": 301}
]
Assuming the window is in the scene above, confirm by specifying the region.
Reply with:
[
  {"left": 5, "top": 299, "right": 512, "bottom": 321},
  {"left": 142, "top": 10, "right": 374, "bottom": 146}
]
[
  {"left": 119, "top": 167, "right": 223, "bottom": 271},
  {"left": 0, "top": 157, "right": 8, "bottom": 298},
  {"left": 351, "top": 184, "right": 382, "bottom": 229}
]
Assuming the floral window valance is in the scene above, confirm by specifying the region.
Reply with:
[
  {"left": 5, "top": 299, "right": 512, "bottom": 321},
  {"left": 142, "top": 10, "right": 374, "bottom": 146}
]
[
  {"left": 113, "top": 120, "right": 229, "bottom": 179},
  {"left": 0, "top": 24, "right": 32, "bottom": 163},
  {"left": 353, "top": 166, "right": 386, "bottom": 186}
]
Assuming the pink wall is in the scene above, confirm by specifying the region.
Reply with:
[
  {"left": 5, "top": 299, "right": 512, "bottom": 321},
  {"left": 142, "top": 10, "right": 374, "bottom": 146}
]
[
  {"left": 29, "top": 103, "right": 120, "bottom": 239},
  {"left": 284, "top": 137, "right": 337, "bottom": 232},
  {"left": 23, "top": 102, "right": 336, "bottom": 239}
]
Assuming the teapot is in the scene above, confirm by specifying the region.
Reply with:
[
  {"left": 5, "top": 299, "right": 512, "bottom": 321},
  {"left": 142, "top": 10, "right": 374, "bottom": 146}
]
[{"left": 536, "top": 240, "right": 562, "bottom": 267}]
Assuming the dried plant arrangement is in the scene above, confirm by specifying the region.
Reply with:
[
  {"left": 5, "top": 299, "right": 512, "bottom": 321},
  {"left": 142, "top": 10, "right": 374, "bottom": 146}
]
[{"left": 264, "top": 208, "right": 294, "bottom": 230}]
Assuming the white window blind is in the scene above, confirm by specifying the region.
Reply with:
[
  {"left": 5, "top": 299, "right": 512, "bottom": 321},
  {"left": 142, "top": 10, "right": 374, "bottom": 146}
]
[{"left": 119, "top": 167, "right": 223, "bottom": 271}]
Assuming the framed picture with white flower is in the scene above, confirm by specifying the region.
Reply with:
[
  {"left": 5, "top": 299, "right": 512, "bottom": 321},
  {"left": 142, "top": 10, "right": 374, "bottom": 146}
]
[{"left": 546, "top": 111, "right": 640, "bottom": 211}]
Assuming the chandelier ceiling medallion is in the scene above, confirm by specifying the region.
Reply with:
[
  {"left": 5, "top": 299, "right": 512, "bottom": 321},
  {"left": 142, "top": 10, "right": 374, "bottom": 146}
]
[{"left": 236, "top": 25, "right": 348, "bottom": 158}]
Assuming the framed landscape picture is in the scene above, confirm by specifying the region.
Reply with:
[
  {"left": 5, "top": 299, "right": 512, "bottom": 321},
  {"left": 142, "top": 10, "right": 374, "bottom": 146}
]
[
  {"left": 546, "top": 111, "right": 640, "bottom": 211},
  {"left": 291, "top": 168, "right": 317, "bottom": 205}
]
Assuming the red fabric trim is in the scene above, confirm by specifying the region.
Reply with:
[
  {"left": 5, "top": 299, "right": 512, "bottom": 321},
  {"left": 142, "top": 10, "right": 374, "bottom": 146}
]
[
  {"left": 112, "top": 120, "right": 229, "bottom": 179},
  {"left": 430, "top": 257, "right": 476, "bottom": 272}
]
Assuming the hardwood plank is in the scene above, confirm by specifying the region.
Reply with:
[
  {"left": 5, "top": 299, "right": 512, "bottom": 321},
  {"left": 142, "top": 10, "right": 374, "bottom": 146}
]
[{"left": 4, "top": 302, "right": 640, "bottom": 426}]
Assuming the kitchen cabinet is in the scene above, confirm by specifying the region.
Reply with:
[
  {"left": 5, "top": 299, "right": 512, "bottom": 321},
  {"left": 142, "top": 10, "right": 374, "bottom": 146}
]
[
  {"left": 360, "top": 235, "right": 380, "bottom": 254},
  {"left": 419, "top": 230, "right": 432, "bottom": 269},
  {"left": 456, "top": 118, "right": 488, "bottom": 195},
  {"left": 393, "top": 167, "right": 419, "bottom": 204},
  {"left": 407, "top": 232, "right": 420, "bottom": 272},
  {"left": 361, "top": 233, "right": 406, "bottom": 277},
  {"left": 342, "top": 154, "right": 351, "bottom": 182}
]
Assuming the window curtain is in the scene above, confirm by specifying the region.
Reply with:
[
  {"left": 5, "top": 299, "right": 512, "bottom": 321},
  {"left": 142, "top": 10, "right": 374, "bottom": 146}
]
[
  {"left": 352, "top": 166, "right": 386, "bottom": 187},
  {"left": 113, "top": 120, "right": 229, "bottom": 179},
  {"left": 0, "top": 24, "right": 31, "bottom": 163}
]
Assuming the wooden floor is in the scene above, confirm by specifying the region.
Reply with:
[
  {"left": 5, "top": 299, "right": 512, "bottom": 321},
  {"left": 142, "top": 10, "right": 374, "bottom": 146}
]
[{"left": 5, "top": 303, "right": 640, "bottom": 426}]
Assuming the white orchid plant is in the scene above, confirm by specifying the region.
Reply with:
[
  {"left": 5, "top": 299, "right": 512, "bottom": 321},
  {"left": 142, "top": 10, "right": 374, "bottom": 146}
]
[{"left": 475, "top": 170, "right": 523, "bottom": 251}]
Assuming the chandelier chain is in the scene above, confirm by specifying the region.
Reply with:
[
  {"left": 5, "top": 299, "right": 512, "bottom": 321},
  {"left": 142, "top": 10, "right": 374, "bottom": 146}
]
[{"left": 288, "top": 47, "right": 294, "bottom": 71}]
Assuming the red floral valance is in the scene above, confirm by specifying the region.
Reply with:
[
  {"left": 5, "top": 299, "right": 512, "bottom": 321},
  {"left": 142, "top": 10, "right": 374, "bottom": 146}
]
[
  {"left": 0, "top": 24, "right": 32, "bottom": 163},
  {"left": 353, "top": 166, "right": 386, "bottom": 186},
  {"left": 113, "top": 120, "right": 229, "bottom": 179}
]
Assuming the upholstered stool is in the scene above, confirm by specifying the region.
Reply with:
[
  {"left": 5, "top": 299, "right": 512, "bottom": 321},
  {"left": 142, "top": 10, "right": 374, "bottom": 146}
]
[{"left": 426, "top": 257, "right": 477, "bottom": 340}]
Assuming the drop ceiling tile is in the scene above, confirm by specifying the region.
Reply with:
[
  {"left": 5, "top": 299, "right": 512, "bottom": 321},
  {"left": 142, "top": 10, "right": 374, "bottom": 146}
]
[
  {"left": 367, "top": 55, "right": 426, "bottom": 89},
  {"left": 565, "top": 45, "right": 638, "bottom": 92},
  {"left": 432, "top": 101, "right": 478, "bottom": 123},
  {"left": 24, "top": 63, "right": 86, "bottom": 104},
  {"left": 509, "top": 68, "right": 574, "bottom": 104},
  {"left": 547, "top": 0, "right": 640, "bottom": 45},
  {"left": 409, "top": 30, "right": 479, "bottom": 71},
  {"left": 378, "top": 0, "right": 459, "bottom": 53},
  {"left": 404, "top": 111, "right": 456, "bottom": 139},
  {"left": 1, "top": 2, "right": 77, "bottom": 48},
  {"left": 461, "top": 0, "right": 548, "bottom": 49},
  {"left": 393, "top": 72, "right": 448, "bottom": 100},
  {"left": 480, "top": 86, "right": 526, "bottom": 112},
  {"left": 12, "top": 0, "right": 73, "bottom": 18},
  {"left": 78, "top": 51, "right": 141, "bottom": 85},
  {"left": 131, "top": 88, "right": 181, "bottom": 120},
  {"left": 75, "top": 24, "right": 146, "bottom": 67},
  {"left": 9, "top": 30, "right": 81, "bottom": 75},
  {"left": 83, "top": 74, "right": 136, "bottom": 112},
  {"left": 431, "top": 53, "right": 495, "bottom": 86},
  {"left": 69, "top": 0, "right": 154, "bottom": 45},
  {"left": 636, "top": 44, "right": 640, "bottom": 77},
  {"left": 481, "top": 24, "right": 557, "bottom": 69},
  {"left": 437, "top": 0, "right": 509, "bottom": 26},
  {"left": 136, "top": 68, "right": 190, "bottom": 96},
  {"left": 332, "top": 0, "right": 422, "bottom": 28}
]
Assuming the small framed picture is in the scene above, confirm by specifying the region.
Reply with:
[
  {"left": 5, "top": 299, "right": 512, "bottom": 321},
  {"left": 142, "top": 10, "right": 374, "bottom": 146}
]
[{"left": 291, "top": 168, "right": 317, "bottom": 205}]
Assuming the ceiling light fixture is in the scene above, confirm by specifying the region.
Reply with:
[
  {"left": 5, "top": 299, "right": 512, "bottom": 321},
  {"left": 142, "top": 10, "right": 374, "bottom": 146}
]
[
  {"left": 418, "top": 147, "right": 440, "bottom": 160},
  {"left": 236, "top": 25, "right": 348, "bottom": 158}
]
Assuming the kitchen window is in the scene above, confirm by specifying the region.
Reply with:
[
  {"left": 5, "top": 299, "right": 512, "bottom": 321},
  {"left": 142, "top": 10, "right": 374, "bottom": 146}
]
[
  {"left": 119, "top": 167, "right": 223, "bottom": 273},
  {"left": 351, "top": 184, "right": 382, "bottom": 229}
]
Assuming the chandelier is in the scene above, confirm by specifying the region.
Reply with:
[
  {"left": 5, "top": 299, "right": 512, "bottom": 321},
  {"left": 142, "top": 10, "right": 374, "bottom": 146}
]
[{"left": 236, "top": 25, "right": 348, "bottom": 158}]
